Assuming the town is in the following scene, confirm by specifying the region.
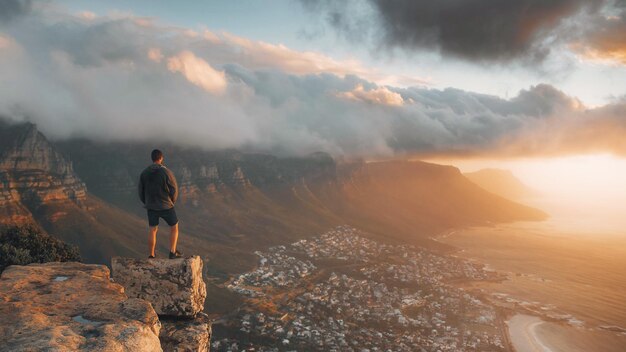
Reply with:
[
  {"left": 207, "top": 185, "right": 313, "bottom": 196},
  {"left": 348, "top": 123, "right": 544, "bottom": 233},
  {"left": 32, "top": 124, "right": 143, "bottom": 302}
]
[{"left": 213, "top": 226, "right": 509, "bottom": 351}]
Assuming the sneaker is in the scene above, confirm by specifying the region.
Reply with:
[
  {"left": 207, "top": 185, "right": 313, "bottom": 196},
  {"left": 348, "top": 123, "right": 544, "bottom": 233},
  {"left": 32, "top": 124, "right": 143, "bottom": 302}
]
[
  {"left": 169, "top": 250, "right": 183, "bottom": 259},
  {"left": 148, "top": 255, "right": 156, "bottom": 259}
]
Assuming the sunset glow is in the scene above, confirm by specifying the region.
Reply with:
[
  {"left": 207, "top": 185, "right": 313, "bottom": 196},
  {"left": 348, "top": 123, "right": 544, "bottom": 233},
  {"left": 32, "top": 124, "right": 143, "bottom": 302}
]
[
  {"left": 431, "top": 153, "right": 626, "bottom": 234},
  {"left": 1, "top": 1, "right": 626, "bottom": 351}
]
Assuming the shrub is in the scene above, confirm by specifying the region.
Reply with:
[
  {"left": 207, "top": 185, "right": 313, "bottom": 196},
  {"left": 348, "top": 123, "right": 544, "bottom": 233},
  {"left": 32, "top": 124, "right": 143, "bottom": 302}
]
[{"left": 0, "top": 225, "right": 81, "bottom": 273}]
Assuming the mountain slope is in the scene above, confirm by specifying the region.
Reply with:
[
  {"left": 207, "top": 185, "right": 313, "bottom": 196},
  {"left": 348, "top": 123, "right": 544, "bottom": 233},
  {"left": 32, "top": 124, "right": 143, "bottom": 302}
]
[
  {"left": 464, "top": 168, "right": 537, "bottom": 200},
  {"left": 0, "top": 121, "right": 154, "bottom": 263},
  {"left": 0, "top": 121, "right": 546, "bottom": 273},
  {"left": 57, "top": 137, "right": 546, "bottom": 254},
  {"left": 306, "top": 161, "right": 546, "bottom": 244}
]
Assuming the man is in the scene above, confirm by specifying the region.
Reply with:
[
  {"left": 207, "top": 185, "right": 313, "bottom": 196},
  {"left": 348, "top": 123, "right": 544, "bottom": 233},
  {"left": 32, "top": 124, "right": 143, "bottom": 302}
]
[{"left": 138, "top": 149, "right": 183, "bottom": 259}]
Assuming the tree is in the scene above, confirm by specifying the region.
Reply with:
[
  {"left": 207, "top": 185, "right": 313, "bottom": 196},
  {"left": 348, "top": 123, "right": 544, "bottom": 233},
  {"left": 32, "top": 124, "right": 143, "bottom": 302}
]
[{"left": 0, "top": 225, "right": 81, "bottom": 273}]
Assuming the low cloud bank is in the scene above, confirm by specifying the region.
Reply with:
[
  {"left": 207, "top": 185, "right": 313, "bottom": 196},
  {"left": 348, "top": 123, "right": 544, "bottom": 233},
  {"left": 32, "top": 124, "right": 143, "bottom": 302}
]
[{"left": 0, "top": 3, "right": 624, "bottom": 158}]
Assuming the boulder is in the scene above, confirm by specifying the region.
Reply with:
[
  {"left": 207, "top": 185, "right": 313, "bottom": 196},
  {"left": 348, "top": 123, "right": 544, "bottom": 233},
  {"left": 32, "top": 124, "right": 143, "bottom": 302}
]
[
  {"left": 0, "top": 262, "right": 162, "bottom": 352},
  {"left": 111, "top": 256, "right": 206, "bottom": 317},
  {"left": 160, "top": 313, "right": 212, "bottom": 352}
]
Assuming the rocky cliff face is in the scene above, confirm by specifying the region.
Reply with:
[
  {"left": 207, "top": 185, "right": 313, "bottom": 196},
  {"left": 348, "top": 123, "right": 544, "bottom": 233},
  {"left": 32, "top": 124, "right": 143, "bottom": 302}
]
[
  {"left": 112, "top": 256, "right": 212, "bottom": 351},
  {"left": 0, "top": 171, "right": 32, "bottom": 224},
  {"left": 0, "top": 121, "right": 545, "bottom": 271},
  {"left": 55, "top": 140, "right": 334, "bottom": 207},
  {"left": 0, "top": 122, "right": 87, "bottom": 225},
  {"left": 0, "top": 258, "right": 213, "bottom": 351},
  {"left": 0, "top": 122, "right": 152, "bottom": 264},
  {"left": 0, "top": 262, "right": 162, "bottom": 351},
  {"left": 112, "top": 256, "right": 207, "bottom": 317},
  {"left": 160, "top": 313, "right": 212, "bottom": 352}
]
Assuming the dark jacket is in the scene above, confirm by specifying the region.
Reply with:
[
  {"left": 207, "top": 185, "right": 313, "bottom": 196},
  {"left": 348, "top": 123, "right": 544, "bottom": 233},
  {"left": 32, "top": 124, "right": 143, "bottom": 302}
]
[{"left": 138, "top": 164, "right": 178, "bottom": 210}]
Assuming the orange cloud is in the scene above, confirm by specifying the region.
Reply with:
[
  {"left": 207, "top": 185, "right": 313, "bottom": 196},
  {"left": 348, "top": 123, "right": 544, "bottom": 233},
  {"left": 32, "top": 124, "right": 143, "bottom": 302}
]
[
  {"left": 221, "top": 32, "right": 365, "bottom": 74},
  {"left": 0, "top": 34, "right": 11, "bottom": 50},
  {"left": 569, "top": 11, "right": 626, "bottom": 65},
  {"left": 337, "top": 84, "right": 404, "bottom": 106},
  {"left": 147, "top": 48, "right": 163, "bottom": 63},
  {"left": 485, "top": 101, "right": 626, "bottom": 158},
  {"left": 216, "top": 32, "right": 429, "bottom": 87},
  {"left": 167, "top": 51, "right": 226, "bottom": 94},
  {"left": 77, "top": 11, "right": 96, "bottom": 20},
  {"left": 0, "top": 33, "right": 20, "bottom": 55},
  {"left": 202, "top": 30, "right": 221, "bottom": 44},
  {"left": 570, "top": 42, "right": 626, "bottom": 65}
]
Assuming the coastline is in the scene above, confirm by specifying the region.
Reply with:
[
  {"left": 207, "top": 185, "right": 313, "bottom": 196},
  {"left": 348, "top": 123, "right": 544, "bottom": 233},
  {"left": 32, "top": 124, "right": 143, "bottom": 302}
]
[
  {"left": 507, "top": 314, "right": 552, "bottom": 352},
  {"left": 435, "top": 224, "right": 626, "bottom": 352}
]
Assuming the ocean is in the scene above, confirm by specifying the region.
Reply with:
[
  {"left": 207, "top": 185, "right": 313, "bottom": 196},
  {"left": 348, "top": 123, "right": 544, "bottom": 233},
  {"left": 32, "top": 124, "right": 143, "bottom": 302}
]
[{"left": 438, "top": 220, "right": 626, "bottom": 351}]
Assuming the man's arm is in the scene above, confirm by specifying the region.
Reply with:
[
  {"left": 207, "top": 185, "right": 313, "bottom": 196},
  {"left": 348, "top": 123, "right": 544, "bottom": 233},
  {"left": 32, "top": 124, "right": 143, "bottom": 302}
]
[
  {"left": 138, "top": 172, "right": 145, "bottom": 204},
  {"left": 166, "top": 169, "right": 178, "bottom": 204}
]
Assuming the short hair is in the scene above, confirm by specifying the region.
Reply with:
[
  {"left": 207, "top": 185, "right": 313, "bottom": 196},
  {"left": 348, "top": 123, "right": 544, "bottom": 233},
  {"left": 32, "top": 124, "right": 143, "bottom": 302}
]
[{"left": 151, "top": 149, "right": 163, "bottom": 162}]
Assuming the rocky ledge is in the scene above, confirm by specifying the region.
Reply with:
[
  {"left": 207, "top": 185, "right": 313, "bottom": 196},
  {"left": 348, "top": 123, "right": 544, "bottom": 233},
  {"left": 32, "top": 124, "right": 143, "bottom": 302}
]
[
  {"left": 112, "top": 256, "right": 211, "bottom": 352},
  {"left": 0, "top": 257, "right": 212, "bottom": 352},
  {"left": 112, "top": 256, "right": 207, "bottom": 317},
  {"left": 160, "top": 313, "right": 212, "bottom": 352},
  {"left": 0, "top": 262, "right": 162, "bottom": 352}
]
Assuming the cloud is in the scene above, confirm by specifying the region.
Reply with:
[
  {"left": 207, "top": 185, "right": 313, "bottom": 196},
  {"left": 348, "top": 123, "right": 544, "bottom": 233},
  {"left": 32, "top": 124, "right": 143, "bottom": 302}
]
[
  {"left": 201, "top": 31, "right": 429, "bottom": 87},
  {"left": 569, "top": 1, "right": 626, "bottom": 64},
  {"left": 491, "top": 97, "right": 626, "bottom": 157},
  {"left": 0, "top": 33, "right": 14, "bottom": 49},
  {"left": 0, "top": 3, "right": 624, "bottom": 159},
  {"left": 0, "top": 0, "right": 32, "bottom": 23},
  {"left": 77, "top": 11, "right": 97, "bottom": 21},
  {"left": 337, "top": 84, "right": 404, "bottom": 106},
  {"left": 147, "top": 47, "right": 163, "bottom": 62},
  {"left": 300, "top": 0, "right": 624, "bottom": 65},
  {"left": 370, "top": 0, "right": 600, "bottom": 62},
  {"left": 167, "top": 51, "right": 226, "bottom": 94}
]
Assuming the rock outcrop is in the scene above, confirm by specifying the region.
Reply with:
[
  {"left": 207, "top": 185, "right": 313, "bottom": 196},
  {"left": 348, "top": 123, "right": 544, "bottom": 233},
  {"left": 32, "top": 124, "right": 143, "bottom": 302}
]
[
  {"left": 111, "top": 256, "right": 207, "bottom": 317},
  {"left": 111, "top": 256, "right": 212, "bottom": 351},
  {"left": 160, "top": 313, "right": 212, "bottom": 352},
  {"left": 0, "top": 171, "right": 32, "bottom": 224},
  {"left": 0, "top": 262, "right": 162, "bottom": 352},
  {"left": 0, "top": 122, "right": 87, "bottom": 226}
]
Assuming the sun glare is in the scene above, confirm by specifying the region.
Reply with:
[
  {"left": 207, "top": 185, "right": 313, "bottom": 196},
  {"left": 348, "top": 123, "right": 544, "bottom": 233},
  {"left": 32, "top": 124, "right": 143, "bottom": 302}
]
[{"left": 429, "top": 154, "right": 626, "bottom": 235}]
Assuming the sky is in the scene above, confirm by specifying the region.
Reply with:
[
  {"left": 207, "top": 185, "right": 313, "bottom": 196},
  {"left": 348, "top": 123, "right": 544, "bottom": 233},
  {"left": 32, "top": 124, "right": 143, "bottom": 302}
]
[
  {"left": 0, "top": 0, "right": 625, "bottom": 160},
  {"left": 55, "top": 0, "right": 626, "bottom": 106}
]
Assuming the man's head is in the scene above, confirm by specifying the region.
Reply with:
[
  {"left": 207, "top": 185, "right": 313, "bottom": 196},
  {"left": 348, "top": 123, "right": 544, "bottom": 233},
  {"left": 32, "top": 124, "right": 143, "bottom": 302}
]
[{"left": 151, "top": 149, "right": 164, "bottom": 164}]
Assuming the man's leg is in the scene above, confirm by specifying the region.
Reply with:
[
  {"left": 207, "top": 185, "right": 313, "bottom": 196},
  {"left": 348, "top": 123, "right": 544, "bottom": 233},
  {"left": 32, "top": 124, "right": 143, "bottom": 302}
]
[
  {"left": 149, "top": 226, "right": 158, "bottom": 257},
  {"left": 169, "top": 223, "right": 178, "bottom": 253}
]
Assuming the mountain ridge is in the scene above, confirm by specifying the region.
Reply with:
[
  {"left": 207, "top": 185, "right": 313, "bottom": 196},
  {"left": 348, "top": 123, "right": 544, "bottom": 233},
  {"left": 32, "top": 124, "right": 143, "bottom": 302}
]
[
  {"left": 0, "top": 121, "right": 546, "bottom": 274},
  {"left": 464, "top": 168, "right": 538, "bottom": 200}
]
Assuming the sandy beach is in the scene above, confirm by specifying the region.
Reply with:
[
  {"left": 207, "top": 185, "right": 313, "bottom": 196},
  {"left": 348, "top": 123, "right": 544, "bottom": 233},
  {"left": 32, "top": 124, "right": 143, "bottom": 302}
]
[
  {"left": 507, "top": 314, "right": 626, "bottom": 352},
  {"left": 507, "top": 314, "right": 552, "bottom": 352}
]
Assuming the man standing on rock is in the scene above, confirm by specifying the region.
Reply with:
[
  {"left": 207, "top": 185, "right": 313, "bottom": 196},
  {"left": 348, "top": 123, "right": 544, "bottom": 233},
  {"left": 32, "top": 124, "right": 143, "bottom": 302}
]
[{"left": 138, "top": 149, "right": 183, "bottom": 259}]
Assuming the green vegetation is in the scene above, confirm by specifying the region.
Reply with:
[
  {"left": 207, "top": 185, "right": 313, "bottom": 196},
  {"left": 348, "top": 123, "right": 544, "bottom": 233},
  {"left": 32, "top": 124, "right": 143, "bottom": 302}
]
[{"left": 0, "top": 225, "right": 81, "bottom": 273}]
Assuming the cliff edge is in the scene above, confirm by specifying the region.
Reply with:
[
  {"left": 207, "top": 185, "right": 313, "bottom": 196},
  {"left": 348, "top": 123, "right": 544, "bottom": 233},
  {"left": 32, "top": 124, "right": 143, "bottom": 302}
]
[
  {"left": 0, "top": 257, "right": 212, "bottom": 352},
  {"left": 0, "top": 262, "right": 162, "bottom": 352}
]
